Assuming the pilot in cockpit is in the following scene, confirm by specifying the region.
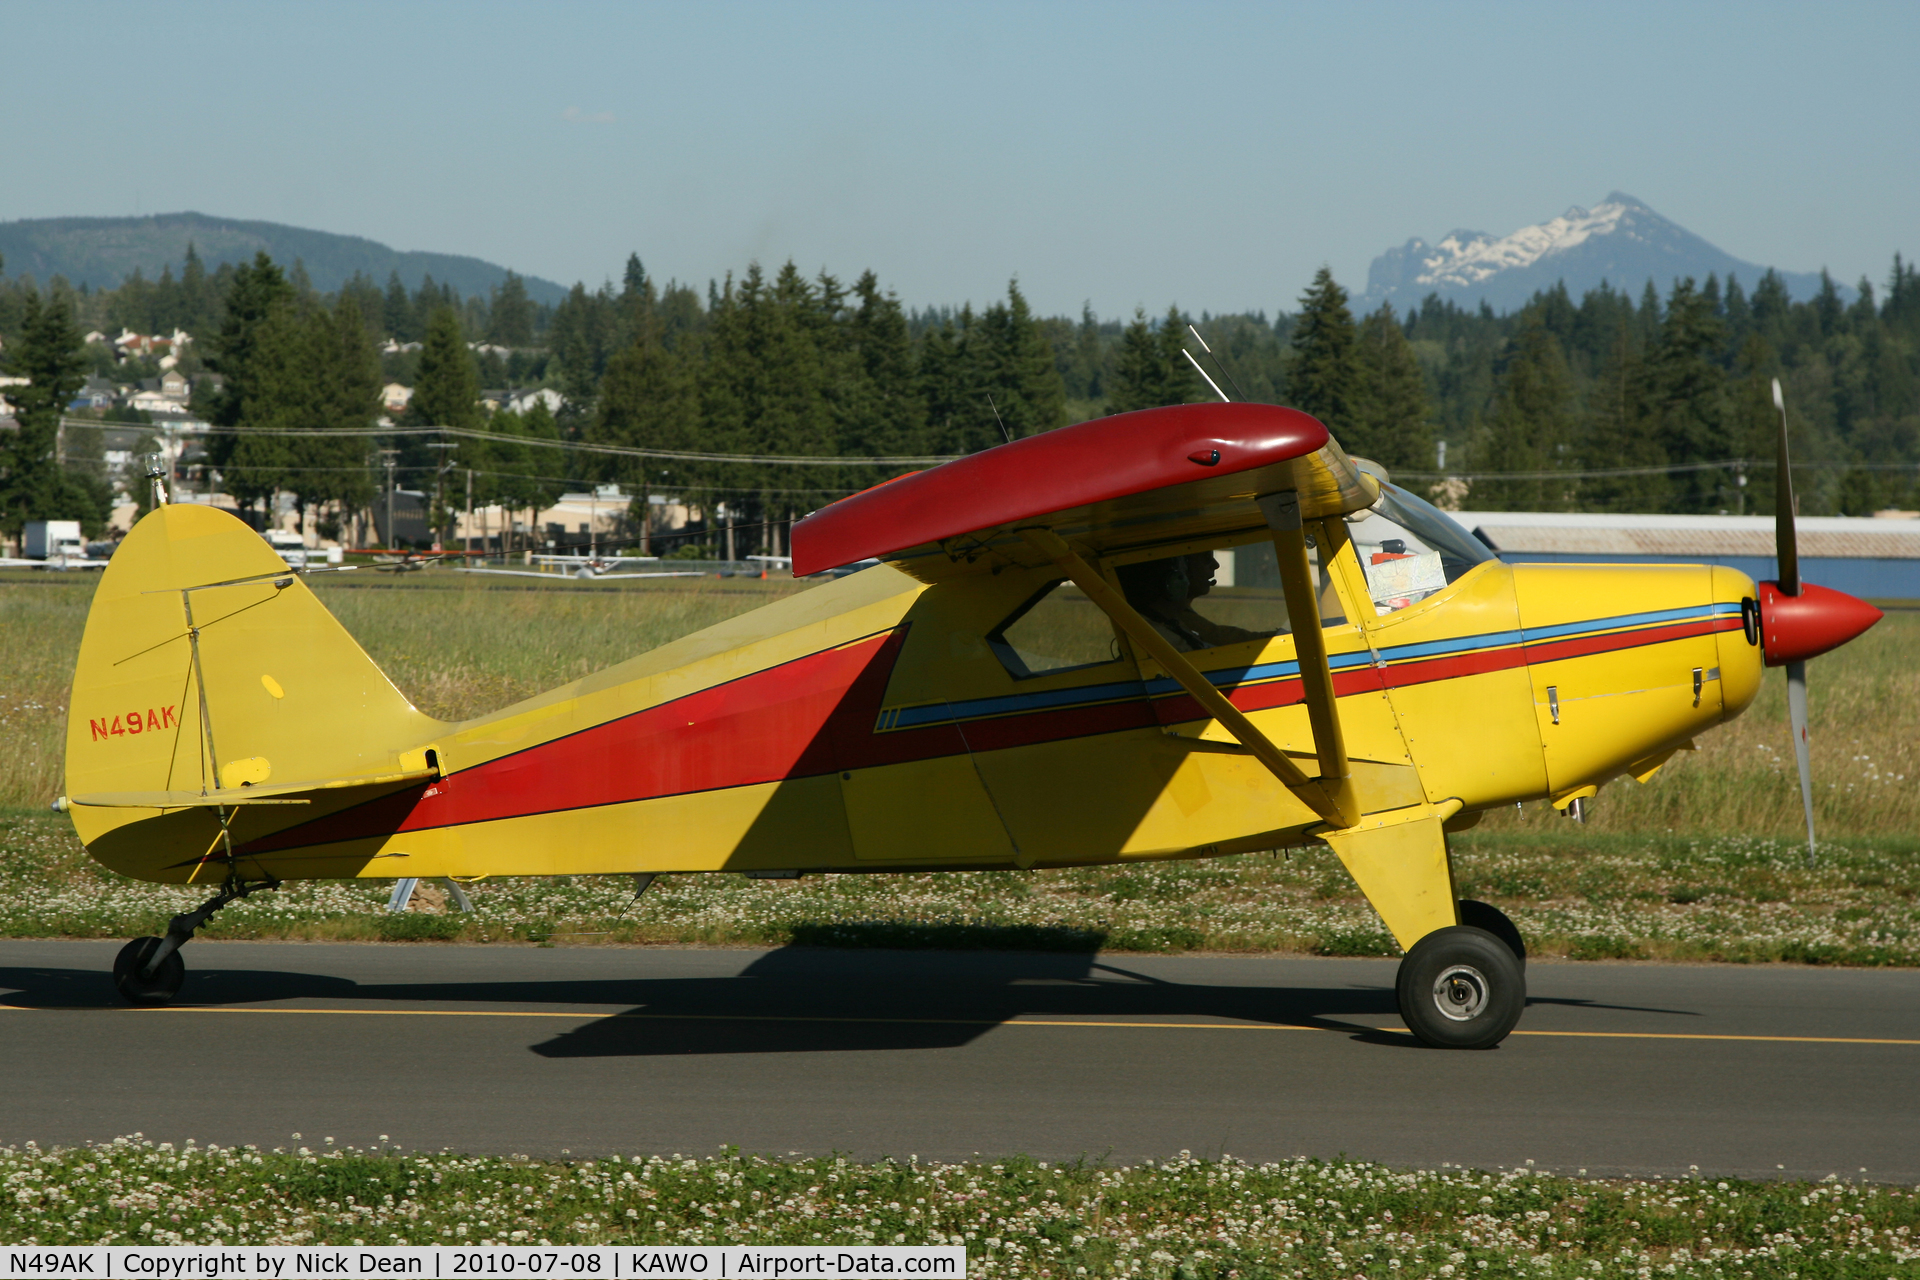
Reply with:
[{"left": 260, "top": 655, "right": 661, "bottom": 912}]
[{"left": 1115, "top": 551, "right": 1271, "bottom": 652}]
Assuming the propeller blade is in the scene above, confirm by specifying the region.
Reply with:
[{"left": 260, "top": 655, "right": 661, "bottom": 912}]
[
  {"left": 1786, "top": 659, "right": 1816, "bottom": 864},
  {"left": 1773, "top": 377, "right": 1799, "bottom": 596}
]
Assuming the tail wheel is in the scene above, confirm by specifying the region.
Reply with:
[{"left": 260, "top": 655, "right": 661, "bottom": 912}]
[
  {"left": 1396, "top": 925, "right": 1526, "bottom": 1049},
  {"left": 113, "top": 937, "right": 184, "bottom": 1006},
  {"left": 1457, "top": 899, "right": 1525, "bottom": 968}
]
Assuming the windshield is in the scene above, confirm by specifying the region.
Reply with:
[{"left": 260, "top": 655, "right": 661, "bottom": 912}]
[{"left": 1344, "top": 482, "right": 1496, "bottom": 614}]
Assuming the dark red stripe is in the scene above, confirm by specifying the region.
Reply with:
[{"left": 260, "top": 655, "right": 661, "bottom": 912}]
[
  {"left": 1378, "top": 643, "right": 1527, "bottom": 689},
  {"left": 1519, "top": 617, "right": 1737, "bottom": 668}
]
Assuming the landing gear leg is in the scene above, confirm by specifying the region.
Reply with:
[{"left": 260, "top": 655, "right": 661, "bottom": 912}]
[{"left": 112, "top": 874, "right": 279, "bottom": 1006}]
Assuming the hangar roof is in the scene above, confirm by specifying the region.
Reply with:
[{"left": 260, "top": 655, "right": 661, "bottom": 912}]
[{"left": 1448, "top": 510, "right": 1920, "bottom": 560}]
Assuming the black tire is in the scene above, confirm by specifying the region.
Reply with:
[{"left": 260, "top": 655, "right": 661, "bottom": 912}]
[
  {"left": 113, "top": 936, "right": 184, "bottom": 1006},
  {"left": 1457, "top": 899, "right": 1526, "bottom": 968},
  {"left": 1396, "top": 925, "right": 1526, "bottom": 1049}
]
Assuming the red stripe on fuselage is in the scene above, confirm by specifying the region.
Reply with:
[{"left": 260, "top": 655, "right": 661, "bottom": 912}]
[
  {"left": 238, "top": 611, "right": 1743, "bottom": 853},
  {"left": 1517, "top": 616, "right": 1739, "bottom": 668},
  {"left": 240, "top": 629, "right": 913, "bottom": 851}
]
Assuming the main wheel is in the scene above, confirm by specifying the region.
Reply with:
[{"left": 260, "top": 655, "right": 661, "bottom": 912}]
[
  {"left": 1457, "top": 899, "right": 1526, "bottom": 968},
  {"left": 1395, "top": 925, "right": 1525, "bottom": 1049},
  {"left": 113, "top": 937, "right": 184, "bottom": 1006}
]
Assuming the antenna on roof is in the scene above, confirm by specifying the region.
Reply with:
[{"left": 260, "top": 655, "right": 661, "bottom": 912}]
[
  {"left": 1187, "top": 324, "right": 1249, "bottom": 401},
  {"left": 986, "top": 394, "right": 1014, "bottom": 445},
  {"left": 1182, "top": 350, "right": 1231, "bottom": 404}
]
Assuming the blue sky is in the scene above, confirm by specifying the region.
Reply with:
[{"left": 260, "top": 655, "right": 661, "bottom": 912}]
[{"left": 4, "top": 0, "right": 1914, "bottom": 317}]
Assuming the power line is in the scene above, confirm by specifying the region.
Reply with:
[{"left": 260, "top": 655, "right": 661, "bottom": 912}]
[
  {"left": 171, "top": 462, "right": 861, "bottom": 495},
  {"left": 68, "top": 419, "right": 958, "bottom": 467},
  {"left": 59, "top": 417, "right": 1920, "bottom": 479}
]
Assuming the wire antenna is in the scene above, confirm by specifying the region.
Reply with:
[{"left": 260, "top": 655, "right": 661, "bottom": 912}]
[
  {"left": 1188, "top": 324, "right": 1250, "bottom": 401},
  {"left": 1182, "top": 350, "right": 1231, "bottom": 403},
  {"left": 986, "top": 394, "right": 1014, "bottom": 445}
]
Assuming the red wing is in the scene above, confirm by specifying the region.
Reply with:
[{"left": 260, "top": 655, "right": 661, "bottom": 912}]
[{"left": 790, "top": 403, "right": 1376, "bottom": 581}]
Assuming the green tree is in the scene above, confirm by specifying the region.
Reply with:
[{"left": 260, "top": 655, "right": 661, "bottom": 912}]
[
  {"left": 1581, "top": 318, "right": 1667, "bottom": 512},
  {"left": 0, "top": 290, "right": 106, "bottom": 538},
  {"left": 515, "top": 400, "right": 567, "bottom": 546},
  {"left": 294, "top": 293, "right": 381, "bottom": 538},
  {"left": 977, "top": 280, "right": 1069, "bottom": 438},
  {"left": 1105, "top": 305, "right": 1197, "bottom": 414},
  {"left": 1288, "top": 267, "right": 1362, "bottom": 438},
  {"left": 1107, "top": 309, "right": 1162, "bottom": 414},
  {"left": 406, "top": 306, "right": 484, "bottom": 539},
  {"left": 548, "top": 282, "right": 621, "bottom": 413},
  {"left": 411, "top": 307, "right": 481, "bottom": 431},
  {"left": 846, "top": 270, "right": 922, "bottom": 458},
  {"left": 590, "top": 315, "right": 698, "bottom": 546},
  {"left": 220, "top": 302, "right": 311, "bottom": 515},
  {"left": 1157, "top": 306, "right": 1199, "bottom": 405},
  {"left": 1349, "top": 304, "right": 1433, "bottom": 473},
  {"left": 382, "top": 272, "right": 415, "bottom": 342},
  {"left": 1641, "top": 277, "right": 1731, "bottom": 511},
  {"left": 486, "top": 271, "right": 535, "bottom": 348},
  {"left": 1477, "top": 312, "right": 1578, "bottom": 509},
  {"left": 205, "top": 254, "right": 299, "bottom": 519},
  {"left": 916, "top": 312, "right": 978, "bottom": 453}
]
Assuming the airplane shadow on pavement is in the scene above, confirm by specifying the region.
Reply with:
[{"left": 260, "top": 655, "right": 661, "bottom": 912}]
[{"left": 0, "top": 939, "right": 1701, "bottom": 1059}]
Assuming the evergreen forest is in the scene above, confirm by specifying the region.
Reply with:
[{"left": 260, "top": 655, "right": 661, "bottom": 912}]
[{"left": 3, "top": 242, "right": 1918, "bottom": 549}]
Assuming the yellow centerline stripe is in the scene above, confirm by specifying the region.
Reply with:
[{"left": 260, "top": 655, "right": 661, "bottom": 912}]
[{"left": 5, "top": 1004, "right": 1918, "bottom": 1045}]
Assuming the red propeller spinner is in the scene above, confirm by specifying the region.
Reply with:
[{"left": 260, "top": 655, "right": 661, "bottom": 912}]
[{"left": 1757, "top": 580, "right": 1884, "bottom": 667}]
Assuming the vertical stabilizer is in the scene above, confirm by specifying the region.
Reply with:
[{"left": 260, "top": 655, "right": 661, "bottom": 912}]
[{"left": 64, "top": 504, "right": 444, "bottom": 860}]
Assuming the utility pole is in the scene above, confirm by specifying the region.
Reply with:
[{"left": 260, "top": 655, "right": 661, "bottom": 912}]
[
  {"left": 378, "top": 449, "right": 399, "bottom": 549},
  {"left": 464, "top": 467, "right": 474, "bottom": 554},
  {"left": 425, "top": 438, "right": 459, "bottom": 551}
]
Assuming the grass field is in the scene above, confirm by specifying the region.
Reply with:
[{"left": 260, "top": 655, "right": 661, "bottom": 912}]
[
  {"left": 1, "top": 570, "right": 1914, "bottom": 963},
  {"left": 3, "top": 1138, "right": 1916, "bottom": 1276}
]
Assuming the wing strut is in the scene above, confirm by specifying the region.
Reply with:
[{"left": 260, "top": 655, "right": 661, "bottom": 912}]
[
  {"left": 1257, "top": 491, "right": 1353, "bottom": 796},
  {"left": 1016, "top": 526, "right": 1353, "bottom": 828}
]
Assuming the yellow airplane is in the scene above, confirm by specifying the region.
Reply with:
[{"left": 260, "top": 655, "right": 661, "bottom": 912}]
[{"left": 58, "top": 389, "right": 1881, "bottom": 1047}]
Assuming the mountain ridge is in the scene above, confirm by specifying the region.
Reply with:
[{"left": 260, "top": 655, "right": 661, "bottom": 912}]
[
  {"left": 1361, "top": 193, "right": 1841, "bottom": 312},
  {"left": 0, "top": 212, "right": 570, "bottom": 306}
]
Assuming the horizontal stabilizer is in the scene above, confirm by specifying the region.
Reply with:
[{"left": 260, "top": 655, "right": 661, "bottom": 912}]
[{"left": 65, "top": 766, "right": 438, "bottom": 810}]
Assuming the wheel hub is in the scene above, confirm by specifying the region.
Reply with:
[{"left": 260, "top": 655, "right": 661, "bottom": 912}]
[{"left": 1431, "top": 964, "right": 1489, "bottom": 1021}]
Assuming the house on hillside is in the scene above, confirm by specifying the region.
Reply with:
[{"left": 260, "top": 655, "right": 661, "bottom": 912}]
[
  {"left": 69, "top": 377, "right": 118, "bottom": 411},
  {"left": 506, "top": 388, "right": 564, "bottom": 416},
  {"left": 128, "top": 371, "right": 192, "bottom": 414},
  {"left": 382, "top": 383, "right": 413, "bottom": 414}
]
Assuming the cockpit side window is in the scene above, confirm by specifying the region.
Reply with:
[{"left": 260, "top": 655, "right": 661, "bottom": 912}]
[
  {"left": 1344, "top": 482, "right": 1497, "bottom": 615},
  {"left": 987, "top": 580, "right": 1123, "bottom": 679}
]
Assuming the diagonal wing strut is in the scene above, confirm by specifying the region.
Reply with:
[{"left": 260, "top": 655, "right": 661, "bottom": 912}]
[{"left": 1017, "top": 523, "right": 1357, "bottom": 828}]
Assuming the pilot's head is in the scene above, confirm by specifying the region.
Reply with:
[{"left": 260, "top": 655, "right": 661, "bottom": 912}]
[
  {"left": 1181, "top": 552, "right": 1220, "bottom": 599},
  {"left": 1117, "top": 552, "right": 1220, "bottom": 611}
]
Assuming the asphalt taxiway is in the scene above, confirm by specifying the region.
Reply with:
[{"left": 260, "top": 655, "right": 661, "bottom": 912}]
[{"left": 2, "top": 940, "right": 1915, "bottom": 1180}]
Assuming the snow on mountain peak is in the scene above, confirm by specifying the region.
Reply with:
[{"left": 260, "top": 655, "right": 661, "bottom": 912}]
[
  {"left": 1360, "top": 192, "right": 1835, "bottom": 312},
  {"left": 1413, "top": 196, "right": 1639, "bottom": 290}
]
